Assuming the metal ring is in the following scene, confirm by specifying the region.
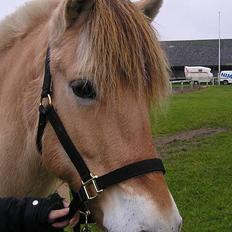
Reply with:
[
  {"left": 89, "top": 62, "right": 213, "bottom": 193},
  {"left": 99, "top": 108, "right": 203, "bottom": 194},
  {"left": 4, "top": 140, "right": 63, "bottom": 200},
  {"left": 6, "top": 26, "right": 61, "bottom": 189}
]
[
  {"left": 40, "top": 94, "right": 52, "bottom": 107},
  {"left": 79, "top": 210, "right": 91, "bottom": 216}
]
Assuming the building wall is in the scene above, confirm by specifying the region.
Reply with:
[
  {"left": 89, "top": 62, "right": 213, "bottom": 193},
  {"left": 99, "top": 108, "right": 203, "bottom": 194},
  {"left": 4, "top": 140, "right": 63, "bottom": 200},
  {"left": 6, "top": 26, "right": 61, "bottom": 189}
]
[{"left": 162, "top": 39, "right": 232, "bottom": 79}]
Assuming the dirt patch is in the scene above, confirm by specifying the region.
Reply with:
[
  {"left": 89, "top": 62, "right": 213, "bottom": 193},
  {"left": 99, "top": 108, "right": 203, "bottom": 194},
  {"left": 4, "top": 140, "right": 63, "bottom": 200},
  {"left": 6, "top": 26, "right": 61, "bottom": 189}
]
[
  {"left": 154, "top": 128, "right": 227, "bottom": 159},
  {"left": 155, "top": 128, "right": 226, "bottom": 147}
]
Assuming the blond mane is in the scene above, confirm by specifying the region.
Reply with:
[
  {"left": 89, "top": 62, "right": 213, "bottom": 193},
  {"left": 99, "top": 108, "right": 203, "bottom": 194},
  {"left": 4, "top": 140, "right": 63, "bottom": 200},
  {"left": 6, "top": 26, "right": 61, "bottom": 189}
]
[{"left": 76, "top": 0, "right": 170, "bottom": 104}]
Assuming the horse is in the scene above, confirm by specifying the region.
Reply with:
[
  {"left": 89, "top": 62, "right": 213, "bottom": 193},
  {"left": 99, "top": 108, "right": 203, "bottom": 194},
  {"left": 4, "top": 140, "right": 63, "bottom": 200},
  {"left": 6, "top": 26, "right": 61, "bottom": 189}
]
[{"left": 0, "top": 0, "right": 182, "bottom": 231}]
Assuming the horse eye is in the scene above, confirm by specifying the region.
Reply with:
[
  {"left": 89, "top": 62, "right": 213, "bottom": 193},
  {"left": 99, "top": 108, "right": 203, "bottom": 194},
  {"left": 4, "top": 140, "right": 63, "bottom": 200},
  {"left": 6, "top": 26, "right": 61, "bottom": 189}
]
[{"left": 71, "top": 80, "right": 96, "bottom": 100}]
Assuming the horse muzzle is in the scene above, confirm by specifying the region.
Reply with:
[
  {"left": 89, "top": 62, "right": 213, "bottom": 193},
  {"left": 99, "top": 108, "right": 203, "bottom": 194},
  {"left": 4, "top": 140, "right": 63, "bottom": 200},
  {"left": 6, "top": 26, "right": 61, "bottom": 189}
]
[{"left": 101, "top": 188, "right": 182, "bottom": 232}]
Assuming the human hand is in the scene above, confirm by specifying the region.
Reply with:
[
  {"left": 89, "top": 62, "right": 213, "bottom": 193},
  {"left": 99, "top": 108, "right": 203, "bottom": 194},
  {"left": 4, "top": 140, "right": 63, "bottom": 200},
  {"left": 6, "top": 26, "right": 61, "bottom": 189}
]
[{"left": 48, "top": 201, "right": 80, "bottom": 228}]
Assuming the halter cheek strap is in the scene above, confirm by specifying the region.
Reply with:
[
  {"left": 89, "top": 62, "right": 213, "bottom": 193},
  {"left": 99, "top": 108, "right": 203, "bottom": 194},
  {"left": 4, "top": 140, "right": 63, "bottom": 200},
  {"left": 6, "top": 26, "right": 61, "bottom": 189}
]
[{"left": 36, "top": 48, "right": 166, "bottom": 230}]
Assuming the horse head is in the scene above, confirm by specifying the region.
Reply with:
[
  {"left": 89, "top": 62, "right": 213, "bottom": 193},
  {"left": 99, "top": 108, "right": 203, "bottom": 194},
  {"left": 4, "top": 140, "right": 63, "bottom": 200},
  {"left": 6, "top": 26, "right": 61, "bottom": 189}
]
[{"left": 41, "top": 0, "right": 182, "bottom": 231}]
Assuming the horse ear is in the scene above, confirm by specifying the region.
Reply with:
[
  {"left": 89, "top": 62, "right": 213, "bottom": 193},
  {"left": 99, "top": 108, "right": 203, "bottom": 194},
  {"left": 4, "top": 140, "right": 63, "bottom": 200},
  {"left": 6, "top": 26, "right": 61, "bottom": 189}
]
[
  {"left": 65, "top": 0, "right": 94, "bottom": 27},
  {"left": 50, "top": 0, "right": 94, "bottom": 44},
  {"left": 135, "top": 0, "right": 163, "bottom": 21}
]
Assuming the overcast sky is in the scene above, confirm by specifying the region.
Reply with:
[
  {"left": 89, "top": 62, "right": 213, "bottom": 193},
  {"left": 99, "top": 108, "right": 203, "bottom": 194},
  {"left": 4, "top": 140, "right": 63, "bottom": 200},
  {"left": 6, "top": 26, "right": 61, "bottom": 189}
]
[{"left": 0, "top": 0, "right": 231, "bottom": 41}]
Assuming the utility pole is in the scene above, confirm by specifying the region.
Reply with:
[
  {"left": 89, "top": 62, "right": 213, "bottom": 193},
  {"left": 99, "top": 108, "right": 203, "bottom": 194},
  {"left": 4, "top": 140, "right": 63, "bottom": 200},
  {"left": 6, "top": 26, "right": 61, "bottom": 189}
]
[{"left": 218, "top": 11, "right": 221, "bottom": 85}]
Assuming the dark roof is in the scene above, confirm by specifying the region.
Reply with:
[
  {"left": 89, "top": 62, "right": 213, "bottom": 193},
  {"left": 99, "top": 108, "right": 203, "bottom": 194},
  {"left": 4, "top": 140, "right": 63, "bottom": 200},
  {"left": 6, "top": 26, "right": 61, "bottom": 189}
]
[{"left": 161, "top": 39, "right": 232, "bottom": 67}]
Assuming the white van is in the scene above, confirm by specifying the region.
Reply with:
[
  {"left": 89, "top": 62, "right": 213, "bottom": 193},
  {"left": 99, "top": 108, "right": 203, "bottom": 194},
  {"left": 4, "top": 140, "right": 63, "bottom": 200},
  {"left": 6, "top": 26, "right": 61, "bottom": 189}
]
[
  {"left": 184, "top": 66, "right": 213, "bottom": 84},
  {"left": 220, "top": 71, "right": 232, "bottom": 85}
]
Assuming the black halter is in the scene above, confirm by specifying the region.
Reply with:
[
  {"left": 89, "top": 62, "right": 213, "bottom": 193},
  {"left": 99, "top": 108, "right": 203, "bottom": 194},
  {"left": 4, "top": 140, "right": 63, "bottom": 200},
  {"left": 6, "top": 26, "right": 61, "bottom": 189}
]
[{"left": 37, "top": 48, "right": 165, "bottom": 230}]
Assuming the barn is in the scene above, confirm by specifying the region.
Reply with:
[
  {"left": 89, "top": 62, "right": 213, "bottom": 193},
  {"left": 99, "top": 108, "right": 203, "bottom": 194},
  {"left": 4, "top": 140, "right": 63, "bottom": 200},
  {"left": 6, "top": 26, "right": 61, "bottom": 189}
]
[{"left": 162, "top": 39, "right": 232, "bottom": 78}]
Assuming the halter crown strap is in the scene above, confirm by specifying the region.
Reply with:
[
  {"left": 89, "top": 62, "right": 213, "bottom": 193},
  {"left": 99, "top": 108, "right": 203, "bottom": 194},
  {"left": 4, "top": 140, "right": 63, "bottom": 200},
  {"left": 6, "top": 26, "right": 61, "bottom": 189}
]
[
  {"left": 42, "top": 48, "right": 52, "bottom": 97},
  {"left": 36, "top": 48, "right": 52, "bottom": 153}
]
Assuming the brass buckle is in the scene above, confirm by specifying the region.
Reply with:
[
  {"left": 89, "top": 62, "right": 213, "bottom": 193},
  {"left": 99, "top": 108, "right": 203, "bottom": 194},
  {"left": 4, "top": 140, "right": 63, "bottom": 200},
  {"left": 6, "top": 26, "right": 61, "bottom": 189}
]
[
  {"left": 40, "top": 94, "right": 52, "bottom": 107},
  {"left": 82, "top": 173, "right": 103, "bottom": 200}
]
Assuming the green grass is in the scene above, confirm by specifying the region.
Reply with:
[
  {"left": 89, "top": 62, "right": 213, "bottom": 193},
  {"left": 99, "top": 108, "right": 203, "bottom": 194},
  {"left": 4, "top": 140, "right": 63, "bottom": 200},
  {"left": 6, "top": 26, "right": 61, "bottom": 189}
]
[
  {"left": 152, "top": 86, "right": 232, "bottom": 231},
  {"left": 151, "top": 86, "right": 232, "bottom": 136},
  {"left": 65, "top": 225, "right": 99, "bottom": 232},
  {"left": 164, "top": 132, "right": 232, "bottom": 231},
  {"left": 67, "top": 86, "right": 232, "bottom": 231}
]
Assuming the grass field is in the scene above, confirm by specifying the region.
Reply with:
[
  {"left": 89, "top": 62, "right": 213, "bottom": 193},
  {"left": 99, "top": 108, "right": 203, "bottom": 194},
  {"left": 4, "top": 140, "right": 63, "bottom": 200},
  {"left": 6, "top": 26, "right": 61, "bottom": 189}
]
[
  {"left": 151, "top": 86, "right": 232, "bottom": 232},
  {"left": 67, "top": 86, "right": 232, "bottom": 232}
]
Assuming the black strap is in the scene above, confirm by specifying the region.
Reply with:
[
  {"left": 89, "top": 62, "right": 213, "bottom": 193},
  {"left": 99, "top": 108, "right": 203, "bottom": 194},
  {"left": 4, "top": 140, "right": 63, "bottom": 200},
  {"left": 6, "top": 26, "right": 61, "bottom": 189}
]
[
  {"left": 36, "top": 108, "right": 47, "bottom": 152},
  {"left": 36, "top": 48, "right": 52, "bottom": 153},
  {"left": 40, "top": 105, "right": 92, "bottom": 182},
  {"left": 96, "top": 158, "right": 165, "bottom": 190},
  {"left": 67, "top": 158, "right": 165, "bottom": 219},
  {"left": 42, "top": 48, "right": 52, "bottom": 98}
]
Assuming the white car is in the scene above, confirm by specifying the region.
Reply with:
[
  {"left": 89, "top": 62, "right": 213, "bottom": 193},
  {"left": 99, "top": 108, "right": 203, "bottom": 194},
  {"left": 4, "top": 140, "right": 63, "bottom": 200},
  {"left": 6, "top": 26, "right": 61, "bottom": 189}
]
[{"left": 220, "top": 71, "right": 232, "bottom": 85}]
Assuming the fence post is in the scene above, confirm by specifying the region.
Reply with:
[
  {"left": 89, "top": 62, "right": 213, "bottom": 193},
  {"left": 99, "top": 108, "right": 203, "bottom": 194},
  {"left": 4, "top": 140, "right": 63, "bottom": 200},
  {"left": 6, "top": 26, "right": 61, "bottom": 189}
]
[
  {"left": 181, "top": 81, "right": 184, "bottom": 93},
  {"left": 170, "top": 81, "right": 173, "bottom": 94},
  {"left": 190, "top": 81, "right": 193, "bottom": 89}
]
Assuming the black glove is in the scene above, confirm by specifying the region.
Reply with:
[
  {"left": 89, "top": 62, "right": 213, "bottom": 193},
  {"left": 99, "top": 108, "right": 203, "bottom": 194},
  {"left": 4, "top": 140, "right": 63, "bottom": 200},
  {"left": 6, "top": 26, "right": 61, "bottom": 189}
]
[{"left": 23, "top": 193, "right": 65, "bottom": 232}]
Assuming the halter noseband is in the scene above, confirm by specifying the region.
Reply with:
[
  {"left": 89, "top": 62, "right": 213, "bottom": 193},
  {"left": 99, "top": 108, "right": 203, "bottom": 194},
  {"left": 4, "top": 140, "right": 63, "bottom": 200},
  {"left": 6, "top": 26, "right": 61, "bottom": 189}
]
[{"left": 36, "top": 48, "right": 165, "bottom": 229}]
